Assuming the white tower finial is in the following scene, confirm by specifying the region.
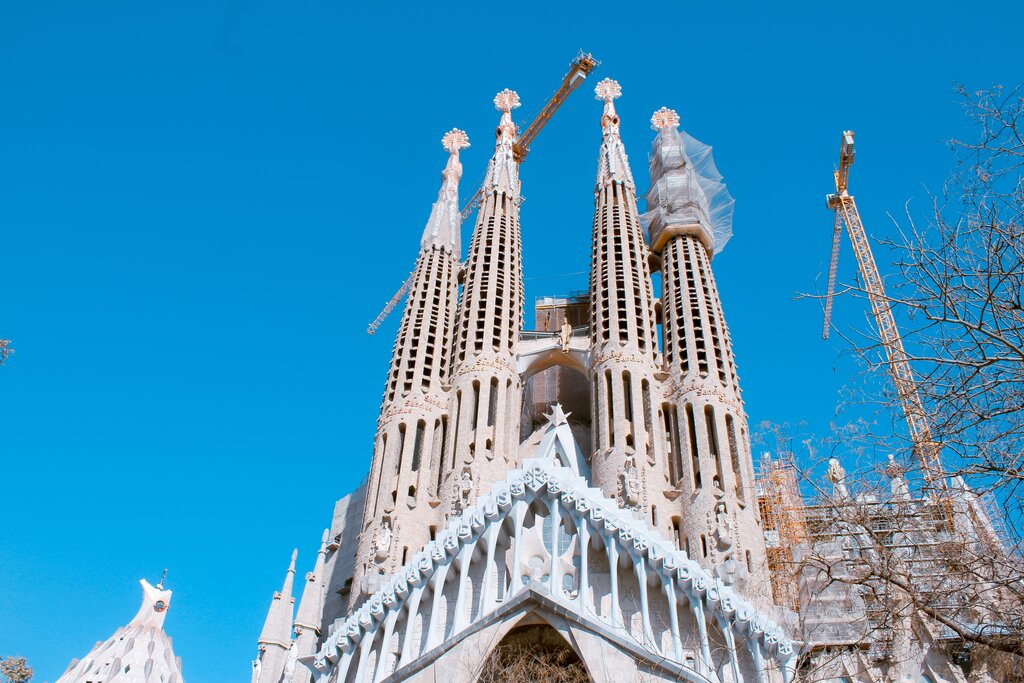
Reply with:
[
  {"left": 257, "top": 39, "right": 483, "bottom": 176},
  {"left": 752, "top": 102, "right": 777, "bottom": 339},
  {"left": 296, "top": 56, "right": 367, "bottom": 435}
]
[
  {"left": 442, "top": 128, "right": 470, "bottom": 155},
  {"left": 493, "top": 88, "right": 521, "bottom": 113},
  {"left": 593, "top": 78, "right": 632, "bottom": 188},
  {"left": 651, "top": 106, "right": 680, "bottom": 131},
  {"left": 594, "top": 77, "right": 622, "bottom": 102}
]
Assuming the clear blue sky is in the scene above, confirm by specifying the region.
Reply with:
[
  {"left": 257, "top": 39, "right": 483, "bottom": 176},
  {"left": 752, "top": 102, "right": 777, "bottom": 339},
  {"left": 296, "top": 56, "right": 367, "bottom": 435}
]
[{"left": 1, "top": 1, "right": 1020, "bottom": 681}]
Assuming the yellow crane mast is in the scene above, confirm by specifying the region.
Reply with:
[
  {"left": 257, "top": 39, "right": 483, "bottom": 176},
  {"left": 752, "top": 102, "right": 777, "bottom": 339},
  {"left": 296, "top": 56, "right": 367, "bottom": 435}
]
[
  {"left": 822, "top": 131, "right": 945, "bottom": 492},
  {"left": 368, "top": 52, "right": 599, "bottom": 335}
]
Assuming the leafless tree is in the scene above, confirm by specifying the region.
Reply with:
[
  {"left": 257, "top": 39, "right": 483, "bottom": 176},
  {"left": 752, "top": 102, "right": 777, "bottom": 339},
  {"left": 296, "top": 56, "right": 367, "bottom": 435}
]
[{"left": 780, "top": 84, "right": 1024, "bottom": 679}]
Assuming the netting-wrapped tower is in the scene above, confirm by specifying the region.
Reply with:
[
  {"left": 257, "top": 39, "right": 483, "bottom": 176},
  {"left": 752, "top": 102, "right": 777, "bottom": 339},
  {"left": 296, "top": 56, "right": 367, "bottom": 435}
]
[{"left": 643, "top": 107, "right": 770, "bottom": 605}]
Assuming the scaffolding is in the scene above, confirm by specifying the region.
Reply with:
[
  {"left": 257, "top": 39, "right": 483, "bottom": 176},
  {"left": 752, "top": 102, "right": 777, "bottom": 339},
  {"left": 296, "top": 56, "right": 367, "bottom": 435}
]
[{"left": 755, "top": 454, "right": 808, "bottom": 612}]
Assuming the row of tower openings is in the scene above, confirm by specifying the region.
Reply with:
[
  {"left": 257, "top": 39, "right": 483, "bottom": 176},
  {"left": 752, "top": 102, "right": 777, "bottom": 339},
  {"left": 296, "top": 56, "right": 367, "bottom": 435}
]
[
  {"left": 385, "top": 250, "right": 455, "bottom": 403},
  {"left": 592, "top": 187, "right": 657, "bottom": 355},
  {"left": 662, "top": 401, "right": 748, "bottom": 503},
  {"left": 592, "top": 370, "right": 747, "bottom": 502},
  {"left": 456, "top": 204, "right": 521, "bottom": 363},
  {"left": 663, "top": 236, "right": 739, "bottom": 392}
]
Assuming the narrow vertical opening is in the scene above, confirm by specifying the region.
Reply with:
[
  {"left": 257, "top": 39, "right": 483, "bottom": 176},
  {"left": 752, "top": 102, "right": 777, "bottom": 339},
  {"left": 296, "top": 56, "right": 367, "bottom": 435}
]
[
  {"left": 471, "top": 380, "right": 482, "bottom": 430},
  {"left": 451, "top": 391, "right": 462, "bottom": 468},
  {"left": 685, "top": 403, "right": 701, "bottom": 490},
  {"left": 396, "top": 422, "right": 407, "bottom": 475},
  {"left": 672, "top": 516, "right": 682, "bottom": 550},
  {"left": 487, "top": 377, "right": 499, "bottom": 427},
  {"left": 726, "top": 414, "right": 744, "bottom": 502},
  {"left": 605, "top": 369, "right": 615, "bottom": 448},
  {"left": 701, "top": 534, "right": 708, "bottom": 558},
  {"left": 641, "top": 378, "right": 653, "bottom": 458},
  {"left": 650, "top": 505, "right": 658, "bottom": 527},
  {"left": 705, "top": 405, "right": 724, "bottom": 489},
  {"left": 411, "top": 419, "right": 426, "bottom": 472}
]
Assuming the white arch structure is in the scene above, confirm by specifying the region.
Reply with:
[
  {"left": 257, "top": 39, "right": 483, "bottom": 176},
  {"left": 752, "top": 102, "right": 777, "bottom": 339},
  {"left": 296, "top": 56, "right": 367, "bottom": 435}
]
[{"left": 305, "top": 418, "right": 796, "bottom": 683}]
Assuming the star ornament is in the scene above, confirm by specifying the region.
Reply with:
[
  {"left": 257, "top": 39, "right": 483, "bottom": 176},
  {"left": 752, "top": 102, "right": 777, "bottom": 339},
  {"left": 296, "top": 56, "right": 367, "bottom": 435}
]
[
  {"left": 441, "top": 128, "right": 470, "bottom": 154},
  {"left": 651, "top": 106, "right": 680, "bottom": 131},
  {"left": 594, "top": 78, "right": 622, "bottom": 102},
  {"left": 544, "top": 403, "right": 572, "bottom": 428},
  {"left": 493, "top": 88, "right": 521, "bottom": 113}
]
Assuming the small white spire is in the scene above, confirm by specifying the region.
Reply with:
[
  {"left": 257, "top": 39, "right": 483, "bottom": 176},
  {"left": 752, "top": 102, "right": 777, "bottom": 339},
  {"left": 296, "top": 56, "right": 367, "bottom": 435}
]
[
  {"left": 594, "top": 78, "right": 634, "bottom": 189},
  {"left": 258, "top": 549, "right": 298, "bottom": 650},
  {"left": 294, "top": 530, "right": 330, "bottom": 634},
  {"left": 483, "top": 89, "right": 521, "bottom": 200},
  {"left": 422, "top": 128, "right": 470, "bottom": 253}
]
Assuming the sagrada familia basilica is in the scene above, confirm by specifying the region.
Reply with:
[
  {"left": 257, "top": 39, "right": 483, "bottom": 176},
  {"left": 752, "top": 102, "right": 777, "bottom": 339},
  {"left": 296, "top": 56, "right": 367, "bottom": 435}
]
[{"left": 55, "top": 70, "right": 1011, "bottom": 683}]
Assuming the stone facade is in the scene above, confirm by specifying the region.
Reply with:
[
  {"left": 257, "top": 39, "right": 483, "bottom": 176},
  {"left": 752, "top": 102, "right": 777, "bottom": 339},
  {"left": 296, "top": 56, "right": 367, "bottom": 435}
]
[{"left": 248, "top": 79, "right": 997, "bottom": 683}]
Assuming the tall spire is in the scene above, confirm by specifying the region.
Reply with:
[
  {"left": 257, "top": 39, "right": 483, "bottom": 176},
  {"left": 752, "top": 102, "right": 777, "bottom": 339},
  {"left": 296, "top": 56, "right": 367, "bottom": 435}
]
[
  {"left": 587, "top": 78, "right": 666, "bottom": 517},
  {"left": 442, "top": 88, "right": 527, "bottom": 511},
  {"left": 352, "top": 129, "right": 468, "bottom": 605},
  {"left": 421, "top": 129, "right": 470, "bottom": 253},
  {"left": 291, "top": 531, "right": 330, "bottom": 683},
  {"left": 644, "top": 107, "right": 768, "bottom": 605},
  {"left": 483, "top": 88, "right": 521, "bottom": 199},
  {"left": 253, "top": 550, "right": 298, "bottom": 683},
  {"left": 293, "top": 530, "right": 328, "bottom": 633},
  {"left": 594, "top": 78, "right": 634, "bottom": 188}
]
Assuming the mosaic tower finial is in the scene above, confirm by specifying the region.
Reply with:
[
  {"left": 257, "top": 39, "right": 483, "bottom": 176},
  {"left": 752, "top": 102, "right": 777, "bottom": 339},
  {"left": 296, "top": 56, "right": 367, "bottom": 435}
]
[
  {"left": 493, "top": 88, "right": 521, "bottom": 112},
  {"left": 441, "top": 128, "right": 470, "bottom": 154},
  {"left": 651, "top": 106, "right": 680, "bottom": 131}
]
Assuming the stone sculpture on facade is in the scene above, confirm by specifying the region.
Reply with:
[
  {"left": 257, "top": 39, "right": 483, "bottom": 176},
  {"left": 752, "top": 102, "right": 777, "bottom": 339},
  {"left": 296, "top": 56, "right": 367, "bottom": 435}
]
[
  {"left": 827, "top": 457, "right": 850, "bottom": 500},
  {"left": 372, "top": 520, "right": 392, "bottom": 562}
]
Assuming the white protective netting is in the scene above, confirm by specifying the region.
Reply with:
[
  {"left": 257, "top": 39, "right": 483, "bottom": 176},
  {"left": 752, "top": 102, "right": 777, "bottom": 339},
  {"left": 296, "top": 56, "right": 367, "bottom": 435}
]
[{"left": 641, "top": 125, "right": 735, "bottom": 255}]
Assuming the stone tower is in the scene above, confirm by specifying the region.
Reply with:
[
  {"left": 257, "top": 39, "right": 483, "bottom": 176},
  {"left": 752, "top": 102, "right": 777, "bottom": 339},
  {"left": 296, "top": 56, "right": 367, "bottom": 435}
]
[
  {"left": 588, "top": 79, "right": 669, "bottom": 529},
  {"left": 350, "top": 129, "right": 468, "bottom": 600},
  {"left": 254, "top": 549, "right": 297, "bottom": 683},
  {"left": 440, "top": 89, "right": 525, "bottom": 512},
  {"left": 643, "top": 107, "right": 770, "bottom": 603},
  {"left": 290, "top": 530, "right": 329, "bottom": 683}
]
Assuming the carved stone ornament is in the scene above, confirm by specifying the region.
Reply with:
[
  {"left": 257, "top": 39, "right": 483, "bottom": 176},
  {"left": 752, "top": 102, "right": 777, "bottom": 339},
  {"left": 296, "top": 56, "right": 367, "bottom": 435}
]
[{"left": 373, "top": 520, "right": 393, "bottom": 563}]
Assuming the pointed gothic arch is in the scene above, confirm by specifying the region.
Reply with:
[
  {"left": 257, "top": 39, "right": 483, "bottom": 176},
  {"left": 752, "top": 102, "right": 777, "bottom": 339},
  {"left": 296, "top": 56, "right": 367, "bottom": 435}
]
[{"left": 476, "top": 619, "right": 590, "bottom": 683}]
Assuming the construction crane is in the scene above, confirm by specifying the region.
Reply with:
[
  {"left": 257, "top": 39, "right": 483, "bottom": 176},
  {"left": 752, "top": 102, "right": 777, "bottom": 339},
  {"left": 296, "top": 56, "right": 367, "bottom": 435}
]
[
  {"left": 368, "top": 51, "right": 599, "bottom": 334},
  {"left": 457, "top": 51, "right": 599, "bottom": 220},
  {"left": 367, "top": 273, "right": 413, "bottom": 335},
  {"left": 822, "top": 131, "right": 946, "bottom": 493}
]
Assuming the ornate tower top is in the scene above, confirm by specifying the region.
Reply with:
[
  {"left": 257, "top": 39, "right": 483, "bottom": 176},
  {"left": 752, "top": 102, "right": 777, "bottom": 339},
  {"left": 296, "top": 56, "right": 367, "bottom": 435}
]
[
  {"left": 421, "top": 128, "right": 470, "bottom": 253},
  {"left": 594, "top": 78, "right": 633, "bottom": 189},
  {"left": 651, "top": 106, "right": 680, "bottom": 130},
  {"left": 441, "top": 128, "right": 470, "bottom": 154},
  {"left": 484, "top": 88, "right": 521, "bottom": 199}
]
